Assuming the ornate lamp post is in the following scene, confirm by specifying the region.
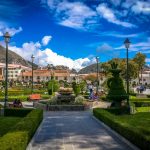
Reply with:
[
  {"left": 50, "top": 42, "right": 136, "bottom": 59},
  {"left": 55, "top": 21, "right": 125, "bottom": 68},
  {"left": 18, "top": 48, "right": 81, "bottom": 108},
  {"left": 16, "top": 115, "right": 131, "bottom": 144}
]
[
  {"left": 4, "top": 32, "right": 11, "bottom": 108},
  {"left": 124, "top": 38, "right": 131, "bottom": 106},
  {"left": 31, "top": 55, "right": 35, "bottom": 94},
  {"left": 96, "top": 56, "right": 99, "bottom": 94}
]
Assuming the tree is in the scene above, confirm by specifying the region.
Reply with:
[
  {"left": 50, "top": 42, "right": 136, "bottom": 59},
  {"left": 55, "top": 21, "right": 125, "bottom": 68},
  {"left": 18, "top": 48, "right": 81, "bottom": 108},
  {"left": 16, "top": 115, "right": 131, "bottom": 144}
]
[
  {"left": 79, "top": 80, "right": 86, "bottom": 94},
  {"left": 72, "top": 81, "right": 81, "bottom": 96},
  {"left": 106, "top": 62, "right": 128, "bottom": 106},
  {"left": 133, "top": 52, "right": 146, "bottom": 84},
  {"left": 47, "top": 79, "right": 59, "bottom": 95}
]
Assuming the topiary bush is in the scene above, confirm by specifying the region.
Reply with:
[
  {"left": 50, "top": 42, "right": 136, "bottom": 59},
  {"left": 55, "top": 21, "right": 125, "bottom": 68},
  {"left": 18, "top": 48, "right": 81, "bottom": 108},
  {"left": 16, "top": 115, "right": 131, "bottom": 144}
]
[
  {"left": 72, "top": 82, "right": 81, "bottom": 96},
  {"left": 47, "top": 79, "right": 59, "bottom": 95},
  {"left": 106, "top": 62, "right": 128, "bottom": 106}
]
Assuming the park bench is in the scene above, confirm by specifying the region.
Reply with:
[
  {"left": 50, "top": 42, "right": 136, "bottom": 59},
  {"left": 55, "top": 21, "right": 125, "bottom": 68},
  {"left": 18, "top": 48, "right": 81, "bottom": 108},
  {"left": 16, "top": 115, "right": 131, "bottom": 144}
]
[
  {"left": 29, "top": 94, "right": 41, "bottom": 101},
  {"left": 8, "top": 103, "right": 23, "bottom": 108}
]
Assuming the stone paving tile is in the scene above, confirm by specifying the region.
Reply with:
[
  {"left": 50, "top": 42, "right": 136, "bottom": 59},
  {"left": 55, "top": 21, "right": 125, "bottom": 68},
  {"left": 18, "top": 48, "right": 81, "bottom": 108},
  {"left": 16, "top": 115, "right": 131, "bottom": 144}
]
[{"left": 27, "top": 111, "right": 137, "bottom": 150}]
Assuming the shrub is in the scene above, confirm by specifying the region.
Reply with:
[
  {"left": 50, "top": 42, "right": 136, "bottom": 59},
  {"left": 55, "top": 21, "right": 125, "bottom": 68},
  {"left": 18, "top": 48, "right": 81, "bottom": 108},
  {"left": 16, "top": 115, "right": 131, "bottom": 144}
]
[
  {"left": 0, "top": 95, "right": 28, "bottom": 102},
  {"left": 93, "top": 108, "right": 150, "bottom": 150},
  {"left": 48, "top": 79, "right": 59, "bottom": 95},
  {"left": 106, "top": 62, "right": 128, "bottom": 105},
  {"left": 49, "top": 96, "right": 57, "bottom": 105},
  {"left": 0, "top": 109, "right": 43, "bottom": 150},
  {"left": 4, "top": 108, "right": 33, "bottom": 117},
  {"left": 101, "top": 96, "right": 106, "bottom": 101},
  {"left": 74, "top": 96, "right": 85, "bottom": 105},
  {"left": 41, "top": 95, "right": 50, "bottom": 99},
  {"left": 147, "top": 95, "right": 150, "bottom": 98}
]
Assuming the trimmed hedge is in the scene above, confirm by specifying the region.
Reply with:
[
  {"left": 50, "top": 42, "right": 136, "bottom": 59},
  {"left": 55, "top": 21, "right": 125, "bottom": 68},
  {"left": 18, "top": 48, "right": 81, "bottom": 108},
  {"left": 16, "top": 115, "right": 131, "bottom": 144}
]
[
  {"left": 0, "top": 95, "right": 28, "bottom": 102},
  {"left": 136, "top": 107, "right": 150, "bottom": 112},
  {"left": 130, "top": 98, "right": 150, "bottom": 101},
  {"left": 4, "top": 108, "right": 33, "bottom": 117},
  {"left": 93, "top": 108, "right": 150, "bottom": 150},
  {"left": 0, "top": 109, "right": 43, "bottom": 150}
]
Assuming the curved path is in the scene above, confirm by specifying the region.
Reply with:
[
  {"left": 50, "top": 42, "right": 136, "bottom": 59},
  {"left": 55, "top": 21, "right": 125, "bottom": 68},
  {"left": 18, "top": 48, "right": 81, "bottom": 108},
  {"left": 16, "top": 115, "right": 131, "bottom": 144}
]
[{"left": 27, "top": 111, "right": 138, "bottom": 150}]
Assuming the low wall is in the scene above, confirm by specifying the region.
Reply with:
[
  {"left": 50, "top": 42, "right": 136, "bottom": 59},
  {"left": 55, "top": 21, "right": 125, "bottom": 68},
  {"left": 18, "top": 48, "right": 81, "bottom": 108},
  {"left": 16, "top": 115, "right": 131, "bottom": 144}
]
[
  {"left": 33, "top": 102, "right": 47, "bottom": 110},
  {"left": 47, "top": 105, "right": 85, "bottom": 111}
]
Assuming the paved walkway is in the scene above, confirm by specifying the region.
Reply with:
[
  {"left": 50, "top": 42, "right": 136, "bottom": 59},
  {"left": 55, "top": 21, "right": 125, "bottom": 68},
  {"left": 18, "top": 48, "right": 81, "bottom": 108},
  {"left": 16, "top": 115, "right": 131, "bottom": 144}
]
[{"left": 27, "top": 111, "right": 137, "bottom": 150}]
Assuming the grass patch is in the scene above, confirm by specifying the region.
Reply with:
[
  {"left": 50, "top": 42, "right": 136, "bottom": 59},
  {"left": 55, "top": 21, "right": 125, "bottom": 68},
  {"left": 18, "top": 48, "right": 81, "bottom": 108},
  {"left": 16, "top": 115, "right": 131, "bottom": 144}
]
[
  {"left": 93, "top": 108, "right": 150, "bottom": 150},
  {"left": 0, "top": 117, "right": 21, "bottom": 137},
  {"left": 0, "top": 109, "right": 43, "bottom": 150}
]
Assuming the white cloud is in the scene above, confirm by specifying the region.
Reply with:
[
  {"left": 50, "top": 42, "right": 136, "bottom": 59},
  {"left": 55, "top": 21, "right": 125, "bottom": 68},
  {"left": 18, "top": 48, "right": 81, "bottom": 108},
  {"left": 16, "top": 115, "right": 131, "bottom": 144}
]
[
  {"left": 132, "top": 1, "right": 150, "bottom": 14},
  {"left": 9, "top": 37, "right": 95, "bottom": 71},
  {"left": 97, "top": 43, "right": 113, "bottom": 53},
  {"left": 44, "top": 0, "right": 97, "bottom": 30},
  {"left": 99, "top": 31, "right": 145, "bottom": 38},
  {"left": 110, "top": 0, "right": 121, "bottom": 6},
  {"left": 42, "top": 35, "right": 52, "bottom": 46},
  {"left": 0, "top": 22, "right": 22, "bottom": 36},
  {"left": 96, "top": 3, "right": 135, "bottom": 28},
  {"left": 115, "top": 37, "right": 150, "bottom": 53},
  {"left": 146, "top": 58, "right": 150, "bottom": 62}
]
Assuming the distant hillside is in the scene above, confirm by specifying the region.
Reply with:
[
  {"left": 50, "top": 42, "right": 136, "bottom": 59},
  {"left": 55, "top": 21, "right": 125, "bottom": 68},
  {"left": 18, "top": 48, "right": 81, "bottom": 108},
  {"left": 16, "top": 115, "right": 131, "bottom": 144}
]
[
  {"left": 0, "top": 45, "right": 38, "bottom": 68},
  {"left": 79, "top": 63, "right": 150, "bottom": 74},
  {"left": 78, "top": 63, "right": 100, "bottom": 74}
]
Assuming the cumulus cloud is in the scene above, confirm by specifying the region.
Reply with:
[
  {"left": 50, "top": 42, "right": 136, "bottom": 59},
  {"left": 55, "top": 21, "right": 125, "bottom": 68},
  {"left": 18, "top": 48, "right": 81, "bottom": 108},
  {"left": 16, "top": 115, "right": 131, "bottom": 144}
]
[
  {"left": 96, "top": 3, "right": 135, "bottom": 28},
  {"left": 9, "top": 37, "right": 95, "bottom": 71},
  {"left": 42, "top": 35, "right": 52, "bottom": 46},
  {"left": 47, "top": 0, "right": 97, "bottom": 30},
  {"left": 43, "top": 0, "right": 137, "bottom": 29},
  {"left": 132, "top": 1, "right": 150, "bottom": 14},
  {"left": 0, "top": 22, "right": 22, "bottom": 36}
]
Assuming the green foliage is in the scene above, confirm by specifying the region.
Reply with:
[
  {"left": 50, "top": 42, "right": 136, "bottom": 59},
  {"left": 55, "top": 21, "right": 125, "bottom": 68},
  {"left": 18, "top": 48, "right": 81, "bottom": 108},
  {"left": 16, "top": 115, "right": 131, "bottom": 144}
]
[
  {"left": 74, "top": 96, "right": 85, "bottom": 105},
  {"left": 0, "top": 109, "right": 43, "bottom": 150},
  {"left": 93, "top": 108, "right": 150, "bottom": 150},
  {"left": 0, "top": 95, "right": 28, "bottom": 102},
  {"left": 79, "top": 80, "right": 86, "bottom": 93},
  {"left": 147, "top": 95, "right": 150, "bottom": 98},
  {"left": 136, "top": 107, "right": 150, "bottom": 112},
  {"left": 106, "top": 62, "right": 128, "bottom": 104},
  {"left": 4, "top": 108, "right": 33, "bottom": 117},
  {"left": 47, "top": 79, "right": 59, "bottom": 95},
  {"left": 72, "top": 82, "right": 81, "bottom": 96},
  {"left": 133, "top": 52, "right": 146, "bottom": 83},
  {"left": 0, "top": 117, "right": 21, "bottom": 137}
]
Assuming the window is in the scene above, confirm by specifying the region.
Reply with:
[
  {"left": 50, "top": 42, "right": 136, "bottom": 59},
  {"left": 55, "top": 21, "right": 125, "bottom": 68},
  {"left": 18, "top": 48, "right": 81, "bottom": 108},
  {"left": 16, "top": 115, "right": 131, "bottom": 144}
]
[{"left": 55, "top": 76, "right": 58, "bottom": 80}]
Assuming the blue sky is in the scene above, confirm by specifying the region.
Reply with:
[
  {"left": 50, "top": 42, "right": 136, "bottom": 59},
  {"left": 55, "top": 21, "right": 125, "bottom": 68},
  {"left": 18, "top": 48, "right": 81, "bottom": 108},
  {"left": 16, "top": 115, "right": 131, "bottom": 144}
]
[{"left": 0, "top": 0, "right": 150, "bottom": 70}]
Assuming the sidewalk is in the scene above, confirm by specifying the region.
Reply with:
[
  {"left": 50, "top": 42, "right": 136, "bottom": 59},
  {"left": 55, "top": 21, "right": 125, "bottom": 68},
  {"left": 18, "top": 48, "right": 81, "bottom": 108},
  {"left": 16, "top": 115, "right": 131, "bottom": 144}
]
[{"left": 27, "top": 111, "right": 138, "bottom": 150}]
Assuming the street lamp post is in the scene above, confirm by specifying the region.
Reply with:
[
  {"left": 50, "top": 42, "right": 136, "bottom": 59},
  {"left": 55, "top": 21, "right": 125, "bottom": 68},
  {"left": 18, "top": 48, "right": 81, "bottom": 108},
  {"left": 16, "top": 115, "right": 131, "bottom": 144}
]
[
  {"left": 31, "top": 55, "right": 35, "bottom": 94},
  {"left": 124, "top": 38, "right": 131, "bottom": 106},
  {"left": 96, "top": 56, "right": 99, "bottom": 94},
  {"left": 4, "top": 32, "right": 11, "bottom": 108}
]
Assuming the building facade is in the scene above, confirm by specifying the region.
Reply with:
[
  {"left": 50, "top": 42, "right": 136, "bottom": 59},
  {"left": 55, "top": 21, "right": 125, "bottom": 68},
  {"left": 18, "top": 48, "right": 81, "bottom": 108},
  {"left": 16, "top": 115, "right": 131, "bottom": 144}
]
[{"left": 0, "top": 63, "right": 31, "bottom": 81}]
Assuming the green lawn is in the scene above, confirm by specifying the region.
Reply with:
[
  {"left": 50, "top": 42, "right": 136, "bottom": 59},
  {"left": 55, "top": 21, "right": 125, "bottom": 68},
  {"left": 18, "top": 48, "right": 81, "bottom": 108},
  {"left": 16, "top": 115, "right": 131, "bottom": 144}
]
[
  {"left": 0, "top": 117, "right": 21, "bottom": 137},
  {"left": 93, "top": 108, "right": 150, "bottom": 150}
]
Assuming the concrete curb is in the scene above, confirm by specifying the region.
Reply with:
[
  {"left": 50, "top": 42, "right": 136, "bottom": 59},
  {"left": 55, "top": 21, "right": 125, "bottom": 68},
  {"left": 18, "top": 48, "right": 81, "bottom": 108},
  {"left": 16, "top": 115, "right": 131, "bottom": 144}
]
[{"left": 92, "top": 115, "right": 140, "bottom": 150}]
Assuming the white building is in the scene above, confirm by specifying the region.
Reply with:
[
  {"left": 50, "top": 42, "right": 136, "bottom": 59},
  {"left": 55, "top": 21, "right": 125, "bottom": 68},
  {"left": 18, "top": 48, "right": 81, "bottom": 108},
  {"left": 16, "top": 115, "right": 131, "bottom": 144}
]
[
  {"left": 132, "top": 71, "right": 150, "bottom": 85},
  {"left": 0, "top": 63, "right": 31, "bottom": 81}
]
